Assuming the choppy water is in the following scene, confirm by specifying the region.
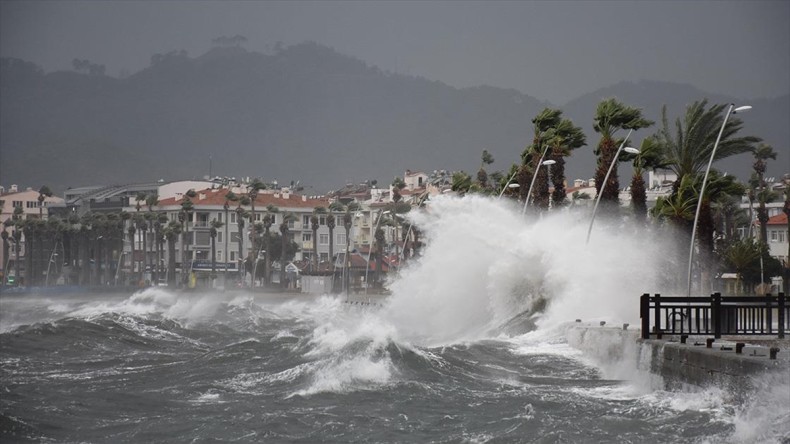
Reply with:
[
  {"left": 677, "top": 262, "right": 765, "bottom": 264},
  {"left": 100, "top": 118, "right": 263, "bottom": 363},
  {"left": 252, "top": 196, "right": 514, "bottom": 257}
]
[{"left": 2, "top": 196, "right": 788, "bottom": 443}]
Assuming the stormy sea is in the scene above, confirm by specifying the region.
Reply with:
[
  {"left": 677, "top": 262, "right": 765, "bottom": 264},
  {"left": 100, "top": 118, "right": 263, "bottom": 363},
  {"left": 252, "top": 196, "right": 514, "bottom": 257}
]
[{"left": 2, "top": 196, "right": 788, "bottom": 443}]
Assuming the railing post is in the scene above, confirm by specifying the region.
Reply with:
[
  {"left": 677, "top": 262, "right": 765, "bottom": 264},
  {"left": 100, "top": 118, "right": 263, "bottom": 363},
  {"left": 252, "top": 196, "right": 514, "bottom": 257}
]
[
  {"left": 778, "top": 292, "right": 785, "bottom": 339},
  {"left": 655, "top": 293, "right": 662, "bottom": 339},
  {"left": 766, "top": 293, "right": 773, "bottom": 335},
  {"left": 712, "top": 292, "right": 722, "bottom": 339},
  {"left": 640, "top": 293, "right": 650, "bottom": 339}
]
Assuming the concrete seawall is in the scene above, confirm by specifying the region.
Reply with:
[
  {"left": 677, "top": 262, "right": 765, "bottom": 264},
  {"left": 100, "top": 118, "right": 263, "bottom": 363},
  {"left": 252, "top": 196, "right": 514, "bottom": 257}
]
[{"left": 566, "top": 324, "right": 789, "bottom": 397}]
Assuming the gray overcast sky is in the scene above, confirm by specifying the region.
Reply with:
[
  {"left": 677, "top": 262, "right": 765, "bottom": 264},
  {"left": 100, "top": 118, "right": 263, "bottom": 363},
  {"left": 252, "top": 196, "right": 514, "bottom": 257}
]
[{"left": 1, "top": 0, "right": 788, "bottom": 104}]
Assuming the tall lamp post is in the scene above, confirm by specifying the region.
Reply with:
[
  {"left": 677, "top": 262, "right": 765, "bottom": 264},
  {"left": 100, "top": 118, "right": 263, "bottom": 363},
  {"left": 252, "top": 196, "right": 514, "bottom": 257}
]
[
  {"left": 498, "top": 170, "right": 520, "bottom": 199},
  {"left": 522, "top": 145, "right": 551, "bottom": 215},
  {"left": 686, "top": 104, "right": 751, "bottom": 297},
  {"left": 585, "top": 128, "right": 639, "bottom": 244}
]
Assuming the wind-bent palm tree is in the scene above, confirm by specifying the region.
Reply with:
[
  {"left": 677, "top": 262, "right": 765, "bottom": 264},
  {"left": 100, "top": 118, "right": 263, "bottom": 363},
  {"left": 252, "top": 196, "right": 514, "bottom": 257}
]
[
  {"left": 247, "top": 178, "right": 266, "bottom": 241},
  {"left": 235, "top": 202, "right": 248, "bottom": 285},
  {"left": 657, "top": 100, "right": 760, "bottom": 189},
  {"left": 546, "top": 118, "right": 586, "bottom": 208},
  {"left": 326, "top": 203, "right": 339, "bottom": 270},
  {"left": 37, "top": 185, "right": 53, "bottom": 220},
  {"left": 628, "top": 136, "right": 668, "bottom": 225},
  {"left": 593, "top": 98, "right": 653, "bottom": 212},
  {"left": 520, "top": 108, "right": 562, "bottom": 207},
  {"left": 223, "top": 191, "right": 238, "bottom": 283},
  {"left": 179, "top": 191, "right": 195, "bottom": 286},
  {"left": 310, "top": 207, "right": 327, "bottom": 271},
  {"left": 263, "top": 204, "right": 278, "bottom": 286},
  {"left": 279, "top": 212, "right": 296, "bottom": 289},
  {"left": 752, "top": 143, "right": 777, "bottom": 244},
  {"left": 724, "top": 238, "right": 761, "bottom": 294},
  {"left": 210, "top": 219, "right": 224, "bottom": 286},
  {"left": 164, "top": 221, "right": 182, "bottom": 287}
]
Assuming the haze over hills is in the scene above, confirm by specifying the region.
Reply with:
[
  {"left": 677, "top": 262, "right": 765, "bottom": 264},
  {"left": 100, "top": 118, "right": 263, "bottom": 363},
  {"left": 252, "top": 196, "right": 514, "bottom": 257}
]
[{"left": 1, "top": 42, "right": 787, "bottom": 194}]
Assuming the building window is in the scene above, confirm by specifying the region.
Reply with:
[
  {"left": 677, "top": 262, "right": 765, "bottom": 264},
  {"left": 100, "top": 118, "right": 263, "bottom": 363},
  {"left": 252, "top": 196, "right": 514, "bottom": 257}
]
[
  {"left": 195, "top": 231, "right": 210, "bottom": 246},
  {"left": 302, "top": 233, "right": 312, "bottom": 242},
  {"left": 230, "top": 251, "right": 236, "bottom": 262},
  {"left": 217, "top": 232, "right": 222, "bottom": 243},
  {"left": 303, "top": 215, "right": 311, "bottom": 227},
  {"left": 288, "top": 218, "right": 295, "bottom": 229},
  {"left": 217, "top": 251, "right": 223, "bottom": 261},
  {"left": 230, "top": 212, "right": 236, "bottom": 224},
  {"left": 337, "top": 233, "right": 347, "bottom": 245},
  {"left": 231, "top": 232, "right": 241, "bottom": 243},
  {"left": 12, "top": 201, "right": 22, "bottom": 208},
  {"left": 319, "top": 234, "right": 329, "bottom": 245},
  {"left": 26, "top": 201, "right": 39, "bottom": 209},
  {"left": 319, "top": 216, "right": 326, "bottom": 225}
]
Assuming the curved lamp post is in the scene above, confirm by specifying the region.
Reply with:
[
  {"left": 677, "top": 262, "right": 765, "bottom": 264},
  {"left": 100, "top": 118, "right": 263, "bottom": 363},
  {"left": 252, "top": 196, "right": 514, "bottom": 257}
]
[
  {"left": 522, "top": 145, "right": 552, "bottom": 215},
  {"left": 686, "top": 104, "right": 751, "bottom": 297},
  {"left": 498, "top": 170, "right": 520, "bottom": 199},
  {"left": 585, "top": 129, "right": 638, "bottom": 244}
]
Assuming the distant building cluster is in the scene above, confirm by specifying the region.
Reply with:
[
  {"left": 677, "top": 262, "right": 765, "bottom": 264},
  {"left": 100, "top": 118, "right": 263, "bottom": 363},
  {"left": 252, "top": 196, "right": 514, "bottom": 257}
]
[{"left": 1, "top": 169, "right": 787, "bottom": 293}]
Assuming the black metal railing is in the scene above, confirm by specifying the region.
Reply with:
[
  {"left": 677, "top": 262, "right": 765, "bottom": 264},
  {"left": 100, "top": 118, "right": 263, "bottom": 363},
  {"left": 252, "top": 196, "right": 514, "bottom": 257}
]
[{"left": 640, "top": 292, "right": 786, "bottom": 339}]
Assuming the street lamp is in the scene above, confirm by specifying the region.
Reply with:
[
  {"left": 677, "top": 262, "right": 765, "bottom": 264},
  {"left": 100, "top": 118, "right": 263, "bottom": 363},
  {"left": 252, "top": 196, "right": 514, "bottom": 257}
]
[
  {"left": 686, "top": 104, "right": 751, "bottom": 296},
  {"left": 365, "top": 209, "right": 389, "bottom": 295},
  {"left": 522, "top": 145, "right": 552, "bottom": 215},
  {"left": 498, "top": 170, "right": 520, "bottom": 199},
  {"left": 585, "top": 128, "right": 639, "bottom": 244}
]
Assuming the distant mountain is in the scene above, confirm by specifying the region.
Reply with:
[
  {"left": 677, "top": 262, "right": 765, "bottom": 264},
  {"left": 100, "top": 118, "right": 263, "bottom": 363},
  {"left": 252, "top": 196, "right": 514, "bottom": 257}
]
[
  {"left": 561, "top": 80, "right": 789, "bottom": 184},
  {"left": 1, "top": 44, "right": 787, "bottom": 195},
  {"left": 1, "top": 43, "right": 549, "bottom": 193}
]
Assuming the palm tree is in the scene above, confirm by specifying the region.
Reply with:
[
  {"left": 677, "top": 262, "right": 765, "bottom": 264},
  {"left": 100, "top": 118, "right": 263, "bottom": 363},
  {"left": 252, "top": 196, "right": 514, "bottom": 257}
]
[
  {"left": 724, "top": 238, "right": 761, "bottom": 294},
  {"left": 209, "top": 219, "right": 224, "bottom": 286},
  {"left": 657, "top": 100, "right": 760, "bottom": 189},
  {"left": 163, "top": 221, "right": 182, "bottom": 287},
  {"left": 628, "top": 136, "right": 668, "bottom": 224},
  {"left": 518, "top": 108, "right": 563, "bottom": 209},
  {"left": 235, "top": 202, "right": 248, "bottom": 285},
  {"left": 593, "top": 98, "right": 653, "bottom": 212},
  {"left": 326, "top": 205, "right": 338, "bottom": 270},
  {"left": 263, "top": 204, "right": 278, "bottom": 286},
  {"left": 546, "top": 118, "right": 586, "bottom": 208},
  {"left": 752, "top": 143, "right": 777, "bottom": 244},
  {"left": 279, "top": 212, "right": 296, "bottom": 289},
  {"left": 37, "top": 185, "right": 53, "bottom": 219},
  {"left": 179, "top": 190, "right": 196, "bottom": 286},
  {"left": 223, "top": 191, "right": 238, "bottom": 283},
  {"left": 310, "top": 207, "right": 326, "bottom": 271},
  {"left": 247, "top": 178, "right": 266, "bottom": 238}
]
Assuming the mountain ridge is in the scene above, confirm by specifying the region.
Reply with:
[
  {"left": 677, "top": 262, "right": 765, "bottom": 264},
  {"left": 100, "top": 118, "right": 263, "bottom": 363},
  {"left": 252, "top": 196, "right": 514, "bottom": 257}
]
[{"left": 1, "top": 43, "right": 786, "bottom": 194}]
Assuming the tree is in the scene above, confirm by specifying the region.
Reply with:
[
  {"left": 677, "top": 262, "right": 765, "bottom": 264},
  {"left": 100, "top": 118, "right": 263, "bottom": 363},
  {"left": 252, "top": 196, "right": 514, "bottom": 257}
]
[
  {"left": 310, "top": 207, "right": 326, "bottom": 271},
  {"left": 520, "top": 108, "right": 562, "bottom": 208},
  {"left": 723, "top": 238, "right": 761, "bottom": 294},
  {"left": 326, "top": 203, "right": 340, "bottom": 269},
  {"left": 163, "top": 221, "right": 182, "bottom": 287},
  {"left": 262, "top": 204, "right": 278, "bottom": 286},
  {"left": 235, "top": 203, "right": 248, "bottom": 285},
  {"left": 546, "top": 118, "right": 586, "bottom": 208},
  {"left": 657, "top": 101, "right": 760, "bottom": 187},
  {"left": 752, "top": 143, "right": 778, "bottom": 245},
  {"left": 279, "top": 213, "right": 296, "bottom": 289},
  {"left": 179, "top": 191, "right": 195, "bottom": 286},
  {"left": 628, "top": 136, "right": 668, "bottom": 225},
  {"left": 592, "top": 98, "right": 653, "bottom": 213},
  {"left": 37, "top": 185, "right": 53, "bottom": 219},
  {"left": 210, "top": 219, "right": 224, "bottom": 285}
]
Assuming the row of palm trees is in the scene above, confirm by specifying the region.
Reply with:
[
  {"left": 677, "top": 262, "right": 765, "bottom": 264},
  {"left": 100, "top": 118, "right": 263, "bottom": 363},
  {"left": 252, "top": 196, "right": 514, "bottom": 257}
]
[{"left": 451, "top": 97, "right": 789, "bottom": 294}]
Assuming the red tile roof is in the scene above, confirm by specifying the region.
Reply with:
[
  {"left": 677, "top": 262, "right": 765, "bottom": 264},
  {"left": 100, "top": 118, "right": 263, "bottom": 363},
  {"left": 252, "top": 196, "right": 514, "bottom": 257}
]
[
  {"left": 767, "top": 213, "right": 788, "bottom": 225},
  {"left": 157, "top": 188, "right": 331, "bottom": 209}
]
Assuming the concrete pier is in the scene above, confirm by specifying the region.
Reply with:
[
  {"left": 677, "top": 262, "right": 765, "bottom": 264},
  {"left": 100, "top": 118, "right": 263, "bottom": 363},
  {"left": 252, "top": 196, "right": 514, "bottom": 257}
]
[{"left": 566, "top": 324, "right": 789, "bottom": 397}]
